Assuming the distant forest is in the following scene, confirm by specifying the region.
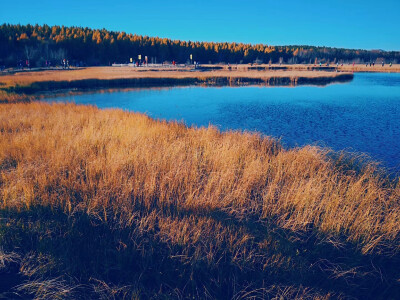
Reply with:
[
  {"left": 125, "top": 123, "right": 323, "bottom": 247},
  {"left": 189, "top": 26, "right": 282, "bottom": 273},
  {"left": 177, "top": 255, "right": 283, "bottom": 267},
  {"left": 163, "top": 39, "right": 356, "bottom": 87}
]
[{"left": 1, "top": 23, "right": 399, "bottom": 67}]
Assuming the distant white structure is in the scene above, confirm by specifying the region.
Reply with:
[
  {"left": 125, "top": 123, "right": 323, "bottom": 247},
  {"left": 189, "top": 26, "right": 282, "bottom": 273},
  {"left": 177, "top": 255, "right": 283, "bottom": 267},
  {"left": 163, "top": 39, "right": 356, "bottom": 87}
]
[
  {"left": 111, "top": 63, "right": 189, "bottom": 68},
  {"left": 112, "top": 63, "right": 136, "bottom": 67}
]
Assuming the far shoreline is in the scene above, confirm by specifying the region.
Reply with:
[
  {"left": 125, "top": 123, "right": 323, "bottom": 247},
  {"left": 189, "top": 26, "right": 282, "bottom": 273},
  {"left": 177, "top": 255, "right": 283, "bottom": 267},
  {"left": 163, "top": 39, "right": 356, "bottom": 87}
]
[
  {"left": 0, "top": 65, "right": 356, "bottom": 102},
  {"left": 1, "top": 62, "right": 398, "bottom": 103}
]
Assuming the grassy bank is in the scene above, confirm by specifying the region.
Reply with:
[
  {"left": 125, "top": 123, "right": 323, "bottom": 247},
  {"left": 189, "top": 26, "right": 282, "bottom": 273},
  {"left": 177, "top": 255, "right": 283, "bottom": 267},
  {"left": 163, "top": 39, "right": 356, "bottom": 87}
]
[
  {"left": 1, "top": 102, "right": 400, "bottom": 299},
  {"left": 0, "top": 67, "right": 354, "bottom": 103}
]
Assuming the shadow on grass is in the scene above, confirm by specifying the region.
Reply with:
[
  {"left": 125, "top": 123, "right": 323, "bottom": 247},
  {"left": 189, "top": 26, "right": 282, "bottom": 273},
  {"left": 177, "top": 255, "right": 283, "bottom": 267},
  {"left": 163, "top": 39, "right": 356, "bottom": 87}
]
[{"left": 0, "top": 206, "right": 399, "bottom": 299}]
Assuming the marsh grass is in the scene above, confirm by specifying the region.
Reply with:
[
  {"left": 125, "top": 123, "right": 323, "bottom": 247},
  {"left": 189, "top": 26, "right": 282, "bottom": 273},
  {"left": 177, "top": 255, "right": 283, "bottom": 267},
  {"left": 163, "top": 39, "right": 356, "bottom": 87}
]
[
  {"left": 0, "top": 102, "right": 399, "bottom": 299},
  {"left": 0, "top": 67, "right": 353, "bottom": 104},
  {"left": 0, "top": 66, "right": 353, "bottom": 105},
  {"left": 0, "top": 90, "right": 35, "bottom": 103}
]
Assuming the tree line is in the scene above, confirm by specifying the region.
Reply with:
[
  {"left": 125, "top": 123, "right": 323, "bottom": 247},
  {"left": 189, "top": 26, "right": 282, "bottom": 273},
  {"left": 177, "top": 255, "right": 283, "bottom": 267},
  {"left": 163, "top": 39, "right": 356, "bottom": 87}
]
[{"left": 0, "top": 23, "right": 399, "bottom": 68}]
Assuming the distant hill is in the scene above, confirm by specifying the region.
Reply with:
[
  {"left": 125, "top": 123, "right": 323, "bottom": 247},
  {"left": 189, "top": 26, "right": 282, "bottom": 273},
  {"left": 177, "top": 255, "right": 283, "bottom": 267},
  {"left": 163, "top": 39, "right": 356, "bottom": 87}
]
[{"left": 1, "top": 23, "right": 399, "bottom": 67}]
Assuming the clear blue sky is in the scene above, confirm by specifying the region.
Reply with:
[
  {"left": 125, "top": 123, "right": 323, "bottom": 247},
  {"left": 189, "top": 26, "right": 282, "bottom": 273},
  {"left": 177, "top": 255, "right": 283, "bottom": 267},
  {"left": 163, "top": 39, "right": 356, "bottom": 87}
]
[{"left": 1, "top": 0, "right": 399, "bottom": 50}]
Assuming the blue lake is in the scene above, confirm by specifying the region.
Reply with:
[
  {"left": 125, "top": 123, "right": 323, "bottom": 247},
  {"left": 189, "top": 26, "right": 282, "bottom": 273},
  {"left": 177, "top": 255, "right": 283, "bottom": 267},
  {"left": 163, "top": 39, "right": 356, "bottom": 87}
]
[{"left": 48, "top": 73, "right": 400, "bottom": 171}]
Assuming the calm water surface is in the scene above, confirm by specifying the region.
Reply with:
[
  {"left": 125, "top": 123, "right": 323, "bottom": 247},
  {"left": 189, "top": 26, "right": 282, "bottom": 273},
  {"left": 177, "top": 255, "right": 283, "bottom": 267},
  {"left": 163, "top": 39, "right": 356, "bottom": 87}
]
[{"left": 48, "top": 73, "right": 400, "bottom": 171}]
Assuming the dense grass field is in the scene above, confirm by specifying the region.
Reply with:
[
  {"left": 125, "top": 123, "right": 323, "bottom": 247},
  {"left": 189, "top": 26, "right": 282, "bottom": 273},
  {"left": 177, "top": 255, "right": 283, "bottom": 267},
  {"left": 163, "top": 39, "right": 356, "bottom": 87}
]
[{"left": 0, "top": 102, "right": 399, "bottom": 299}]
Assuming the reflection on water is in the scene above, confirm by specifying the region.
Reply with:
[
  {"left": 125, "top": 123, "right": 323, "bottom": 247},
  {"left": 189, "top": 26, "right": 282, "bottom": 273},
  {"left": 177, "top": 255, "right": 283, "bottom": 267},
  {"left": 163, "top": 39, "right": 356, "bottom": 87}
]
[{"left": 47, "top": 73, "right": 400, "bottom": 171}]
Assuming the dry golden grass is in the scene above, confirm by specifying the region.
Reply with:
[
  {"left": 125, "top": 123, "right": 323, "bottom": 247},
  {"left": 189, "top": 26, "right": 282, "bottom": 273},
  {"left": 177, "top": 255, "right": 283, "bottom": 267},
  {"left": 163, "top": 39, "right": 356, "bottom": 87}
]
[
  {"left": 0, "top": 66, "right": 352, "bottom": 88},
  {"left": 0, "top": 90, "right": 36, "bottom": 103},
  {"left": 1, "top": 102, "right": 400, "bottom": 298},
  {"left": 1, "top": 102, "right": 399, "bottom": 253},
  {"left": 0, "top": 67, "right": 353, "bottom": 105}
]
